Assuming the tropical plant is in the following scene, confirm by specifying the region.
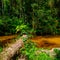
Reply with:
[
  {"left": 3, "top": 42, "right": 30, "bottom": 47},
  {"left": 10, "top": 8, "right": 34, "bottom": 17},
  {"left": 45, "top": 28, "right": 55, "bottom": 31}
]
[{"left": 20, "top": 40, "right": 52, "bottom": 60}]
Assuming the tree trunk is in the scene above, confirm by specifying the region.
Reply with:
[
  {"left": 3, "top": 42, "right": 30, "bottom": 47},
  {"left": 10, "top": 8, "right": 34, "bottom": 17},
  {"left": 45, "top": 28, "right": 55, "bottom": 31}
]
[{"left": 0, "top": 35, "right": 27, "bottom": 60}]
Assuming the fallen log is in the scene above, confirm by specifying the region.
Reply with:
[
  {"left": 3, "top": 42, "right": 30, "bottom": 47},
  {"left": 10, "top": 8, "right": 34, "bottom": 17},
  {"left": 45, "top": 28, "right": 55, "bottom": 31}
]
[{"left": 0, "top": 35, "right": 27, "bottom": 60}]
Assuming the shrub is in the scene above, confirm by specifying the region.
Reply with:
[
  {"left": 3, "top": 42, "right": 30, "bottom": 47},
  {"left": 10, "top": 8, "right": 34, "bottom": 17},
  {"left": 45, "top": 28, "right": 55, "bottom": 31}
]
[
  {"left": 54, "top": 49, "right": 60, "bottom": 60},
  {"left": 0, "top": 17, "right": 26, "bottom": 35},
  {"left": 20, "top": 39, "right": 52, "bottom": 60}
]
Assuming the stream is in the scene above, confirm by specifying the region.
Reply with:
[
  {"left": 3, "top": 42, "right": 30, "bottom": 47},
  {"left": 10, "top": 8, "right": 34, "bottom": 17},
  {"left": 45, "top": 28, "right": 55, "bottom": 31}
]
[
  {"left": 0, "top": 35, "right": 60, "bottom": 49},
  {"left": 0, "top": 35, "right": 18, "bottom": 46},
  {"left": 32, "top": 36, "right": 60, "bottom": 49}
]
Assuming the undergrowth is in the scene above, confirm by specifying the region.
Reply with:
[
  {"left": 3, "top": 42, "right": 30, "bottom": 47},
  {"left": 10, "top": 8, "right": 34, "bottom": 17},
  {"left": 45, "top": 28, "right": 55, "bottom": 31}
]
[{"left": 20, "top": 37, "right": 52, "bottom": 60}]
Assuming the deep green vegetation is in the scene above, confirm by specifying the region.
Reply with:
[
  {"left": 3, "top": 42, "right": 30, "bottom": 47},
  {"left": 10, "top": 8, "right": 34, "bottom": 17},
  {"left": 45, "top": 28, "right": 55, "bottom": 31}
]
[
  {"left": 54, "top": 49, "right": 60, "bottom": 60},
  {"left": 0, "top": 0, "right": 60, "bottom": 60},
  {"left": 20, "top": 43, "right": 52, "bottom": 60},
  {"left": 20, "top": 38, "right": 60, "bottom": 60},
  {"left": 0, "top": 0, "right": 60, "bottom": 35},
  {"left": 20, "top": 38, "right": 52, "bottom": 60}
]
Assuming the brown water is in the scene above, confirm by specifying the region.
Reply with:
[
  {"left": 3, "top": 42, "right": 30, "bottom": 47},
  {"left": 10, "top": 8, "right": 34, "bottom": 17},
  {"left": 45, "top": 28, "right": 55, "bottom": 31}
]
[
  {"left": 0, "top": 35, "right": 18, "bottom": 45},
  {"left": 32, "top": 36, "right": 60, "bottom": 49},
  {"left": 0, "top": 35, "right": 60, "bottom": 49}
]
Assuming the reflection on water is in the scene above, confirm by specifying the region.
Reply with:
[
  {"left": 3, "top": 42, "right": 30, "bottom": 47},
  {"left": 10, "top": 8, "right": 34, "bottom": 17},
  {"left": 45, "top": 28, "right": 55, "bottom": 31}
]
[{"left": 32, "top": 36, "right": 60, "bottom": 49}]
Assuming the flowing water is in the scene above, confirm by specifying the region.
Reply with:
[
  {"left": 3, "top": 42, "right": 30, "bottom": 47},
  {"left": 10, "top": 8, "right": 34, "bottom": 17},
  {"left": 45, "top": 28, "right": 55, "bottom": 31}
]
[
  {"left": 32, "top": 36, "right": 60, "bottom": 49},
  {"left": 0, "top": 35, "right": 60, "bottom": 49},
  {"left": 0, "top": 35, "right": 18, "bottom": 46}
]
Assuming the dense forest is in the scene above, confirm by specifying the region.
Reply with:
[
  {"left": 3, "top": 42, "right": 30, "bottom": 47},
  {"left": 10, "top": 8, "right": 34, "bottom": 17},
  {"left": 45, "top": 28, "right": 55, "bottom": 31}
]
[
  {"left": 0, "top": 0, "right": 60, "bottom": 36},
  {"left": 0, "top": 0, "right": 60, "bottom": 60}
]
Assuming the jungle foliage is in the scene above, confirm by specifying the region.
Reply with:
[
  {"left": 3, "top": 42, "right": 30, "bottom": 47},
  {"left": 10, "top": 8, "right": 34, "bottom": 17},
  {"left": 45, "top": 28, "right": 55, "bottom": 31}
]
[{"left": 0, "top": 0, "right": 60, "bottom": 35}]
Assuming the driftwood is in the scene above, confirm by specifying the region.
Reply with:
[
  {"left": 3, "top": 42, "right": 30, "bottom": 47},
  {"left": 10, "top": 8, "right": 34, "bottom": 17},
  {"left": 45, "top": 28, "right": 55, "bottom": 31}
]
[{"left": 0, "top": 35, "right": 27, "bottom": 60}]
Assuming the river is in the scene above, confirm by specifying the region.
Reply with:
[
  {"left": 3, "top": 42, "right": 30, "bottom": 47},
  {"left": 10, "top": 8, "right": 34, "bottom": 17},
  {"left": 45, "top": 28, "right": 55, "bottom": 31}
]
[
  {"left": 32, "top": 36, "right": 60, "bottom": 49},
  {"left": 0, "top": 35, "right": 60, "bottom": 49}
]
